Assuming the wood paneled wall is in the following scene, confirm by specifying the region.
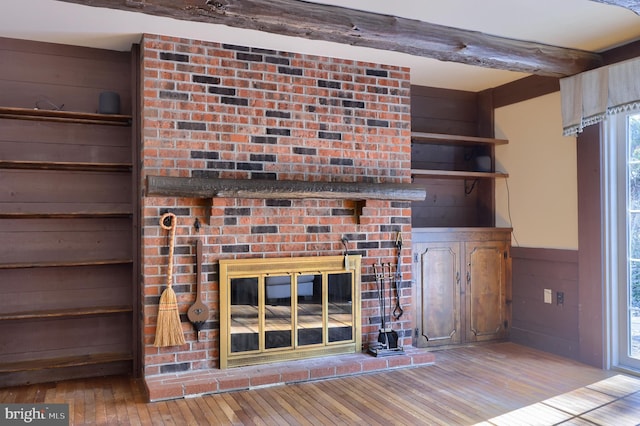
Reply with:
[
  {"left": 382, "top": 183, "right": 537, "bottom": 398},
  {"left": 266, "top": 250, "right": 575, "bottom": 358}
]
[
  {"left": 510, "top": 247, "right": 579, "bottom": 359},
  {"left": 410, "top": 85, "right": 478, "bottom": 136}
]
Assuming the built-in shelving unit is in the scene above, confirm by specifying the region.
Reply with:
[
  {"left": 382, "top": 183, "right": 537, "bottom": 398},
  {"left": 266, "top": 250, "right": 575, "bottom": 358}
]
[
  {"left": 410, "top": 131, "right": 509, "bottom": 228},
  {"left": 410, "top": 132, "right": 509, "bottom": 179},
  {"left": 0, "top": 104, "right": 134, "bottom": 385},
  {"left": 410, "top": 87, "right": 514, "bottom": 351}
]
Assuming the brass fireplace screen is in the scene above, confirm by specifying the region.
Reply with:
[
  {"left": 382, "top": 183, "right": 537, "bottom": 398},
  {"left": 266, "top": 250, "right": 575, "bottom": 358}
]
[{"left": 219, "top": 255, "right": 362, "bottom": 368}]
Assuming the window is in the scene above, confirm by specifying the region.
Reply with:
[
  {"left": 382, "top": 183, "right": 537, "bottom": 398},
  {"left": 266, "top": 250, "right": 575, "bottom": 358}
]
[{"left": 604, "top": 111, "right": 640, "bottom": 372}]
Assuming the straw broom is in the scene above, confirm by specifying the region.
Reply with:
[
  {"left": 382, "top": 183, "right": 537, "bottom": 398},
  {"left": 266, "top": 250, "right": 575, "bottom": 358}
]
[{"left": 154, "top": 212, "right": 186, "bottom": 347}]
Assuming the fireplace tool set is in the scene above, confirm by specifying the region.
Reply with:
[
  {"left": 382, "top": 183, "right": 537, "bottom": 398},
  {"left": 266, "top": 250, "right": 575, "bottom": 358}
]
[
  {"left": 368, "top": 232, "right": 405, "bottom": 357},
  {"left": 154, "top": 214, "right": 210, "bottom": 347}
]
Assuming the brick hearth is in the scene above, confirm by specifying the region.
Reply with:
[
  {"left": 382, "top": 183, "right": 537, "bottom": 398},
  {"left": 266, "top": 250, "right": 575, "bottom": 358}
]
[{"left": 145, "top": 348, "right": 435, "bottom": 401}]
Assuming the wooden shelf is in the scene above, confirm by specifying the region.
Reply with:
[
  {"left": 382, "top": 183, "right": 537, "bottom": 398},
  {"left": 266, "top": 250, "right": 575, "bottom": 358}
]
[
  {"left": 412, "top": 169, "right": 509, "bottom": 179},
  {"left": 0, "top": 212, "right": 132, "bottom": 219},
  {"left": 0, "top": 106, "right": 132, "bottom": 126},
  {"left": 0, "top": 259, "right": 133, "bottom": 270},
  {"left": 0, "top": 352, "right": 133, "bottom": 373},
  {"left": 411, "top": 132, "right": 508, "bottom": 146},
  {"left": 0, "top": 305, "right": 132, "bottom": 321},
  {"left": 0, "top": 160, "right": 132, "bottom": 172}
]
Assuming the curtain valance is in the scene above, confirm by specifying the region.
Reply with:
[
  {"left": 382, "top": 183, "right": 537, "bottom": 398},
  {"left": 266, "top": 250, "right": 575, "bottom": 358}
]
[{"left": 560, "top": 56, "right": 640, "bottom": 136}]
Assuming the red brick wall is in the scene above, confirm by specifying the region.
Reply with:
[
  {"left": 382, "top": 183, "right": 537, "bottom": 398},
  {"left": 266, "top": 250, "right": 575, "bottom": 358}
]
[{"left": 140, "top": 34, "right": 413, "bottom": 376}]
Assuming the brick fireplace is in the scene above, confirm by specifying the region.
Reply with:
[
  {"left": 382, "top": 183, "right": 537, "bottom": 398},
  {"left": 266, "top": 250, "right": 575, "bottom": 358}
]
[{"left": 140, "top": 33, "right": 431, "bottom": 400}]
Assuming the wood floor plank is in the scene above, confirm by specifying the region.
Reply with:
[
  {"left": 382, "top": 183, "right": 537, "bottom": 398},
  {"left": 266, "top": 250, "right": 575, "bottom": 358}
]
[
  {"left": 311, "top": 379, "right": 385, "bottom": 425},
  {"left": 156, "top": 400, "right": 178, "bottom": 426},
  {"left": 352, "top": 373, "right": 458, "bottom": 425},
  {"left": 93, "top": 381, "right": 108, "bottom": 425},
  {"left": 294, "top": 381, "right": 364, "bottom": 424},
  {"left": 221, "top": 391, "right": 259, "bottom": 425},
  {"left": 183, "top": 397, "right": 211, "bottom": 426},
  {"left": 248, "top": 389, "right": 299, "bottom": 426},
  {"left": 131, "top": 379, "right": 154, "bottom": 425},
  {"left": 201, "top": 394, "right": 242, "bottom": 425},
  {"left": 238, "top": 390, "right": 288, "bottom": 425},
  {"left": 200, "top": 394, "right": 239, "bottom": 425},
  {"left": 1, "top": 343, "right": 637, "bottom": 425},
  {"left": 83, "top": 380, "right": 96, "bottom": 425},
  {"left": 113, "top": 377, "right": 134, "bottom": 426},
  {"left": 258, "top": 386, "right": 314, "bottom": 426},
  {"left": 145, "top": 399, "right": 166, "bottom": 426},
  {"left": 270, "top": 385, "right": 323, "bottom": 424}
]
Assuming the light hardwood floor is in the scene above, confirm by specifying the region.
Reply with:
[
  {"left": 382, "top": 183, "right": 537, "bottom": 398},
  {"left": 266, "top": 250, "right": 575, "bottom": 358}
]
[{"left": 2, "top": 342, "right": 639, "bottom": 425}]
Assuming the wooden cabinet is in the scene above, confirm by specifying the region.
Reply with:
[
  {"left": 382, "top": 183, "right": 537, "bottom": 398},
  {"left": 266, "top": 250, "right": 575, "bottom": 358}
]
[{"left": 412, "top": 228, "right": 511, "bottom": 348}]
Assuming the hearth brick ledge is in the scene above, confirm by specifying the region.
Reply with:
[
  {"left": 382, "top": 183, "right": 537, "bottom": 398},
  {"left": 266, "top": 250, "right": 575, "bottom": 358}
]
[{"left": 144, "top": 347, "right": 435, "bottom": 401}]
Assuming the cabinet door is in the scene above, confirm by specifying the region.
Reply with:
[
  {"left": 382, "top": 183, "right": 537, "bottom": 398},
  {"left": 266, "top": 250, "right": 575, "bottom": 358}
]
[
  {"left": 413, "top": 242, "right": 461, "bottom": 347},
  {"left": 464, "top": 241, "right": 508, "bottom": 342}
]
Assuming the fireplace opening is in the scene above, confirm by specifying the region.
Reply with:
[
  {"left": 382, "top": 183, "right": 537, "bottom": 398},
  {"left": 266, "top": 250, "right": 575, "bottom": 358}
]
[{"left": 219, "top": 255, "right": 362, "bottom": 368}]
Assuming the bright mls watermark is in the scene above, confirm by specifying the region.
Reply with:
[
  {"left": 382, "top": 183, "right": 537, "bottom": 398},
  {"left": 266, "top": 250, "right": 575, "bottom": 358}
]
[{"left": 0, "top": 404, "right": 68, "bottom": 425}]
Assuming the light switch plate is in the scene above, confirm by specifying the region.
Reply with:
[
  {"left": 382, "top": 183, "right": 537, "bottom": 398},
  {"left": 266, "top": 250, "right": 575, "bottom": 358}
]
[{"left": 544, "top": 289, "right": 553, "bottom": 304}]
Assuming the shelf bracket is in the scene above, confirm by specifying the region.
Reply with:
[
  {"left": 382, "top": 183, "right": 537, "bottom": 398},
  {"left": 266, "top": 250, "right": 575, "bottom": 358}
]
[{"left": 464, "top": 179, "right": 479, "bottom": 195}]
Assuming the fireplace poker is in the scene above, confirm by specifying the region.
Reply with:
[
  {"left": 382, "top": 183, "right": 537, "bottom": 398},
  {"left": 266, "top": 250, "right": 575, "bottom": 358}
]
[{"left": 393, "top": 232, "right": 404, "bottom": 320}]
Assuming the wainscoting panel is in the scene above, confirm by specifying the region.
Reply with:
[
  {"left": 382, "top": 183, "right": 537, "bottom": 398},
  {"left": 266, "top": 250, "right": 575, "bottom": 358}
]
[{"left": 510, "top": 247, "right": 579, "bottom": 359}]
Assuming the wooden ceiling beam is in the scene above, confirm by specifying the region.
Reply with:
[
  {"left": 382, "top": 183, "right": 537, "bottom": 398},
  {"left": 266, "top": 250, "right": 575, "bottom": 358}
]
[{"left": 58, "top": 0, "right": 602, "bottom": 77}]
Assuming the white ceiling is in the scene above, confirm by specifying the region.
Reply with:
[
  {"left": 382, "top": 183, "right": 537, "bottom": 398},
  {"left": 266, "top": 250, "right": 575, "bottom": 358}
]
[{"left": 2, "top": 0, "right": 640, "bottom": 91}]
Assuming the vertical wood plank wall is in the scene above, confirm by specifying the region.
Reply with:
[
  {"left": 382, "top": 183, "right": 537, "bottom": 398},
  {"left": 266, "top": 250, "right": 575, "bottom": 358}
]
[{"left": 410, "top": 85, "right": 478, "bottom": 136}]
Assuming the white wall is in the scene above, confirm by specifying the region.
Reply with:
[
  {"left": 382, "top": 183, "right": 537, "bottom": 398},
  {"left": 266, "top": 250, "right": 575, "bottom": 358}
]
[{"left": 494, "top": 92, "right": 578, "bottom": 250}]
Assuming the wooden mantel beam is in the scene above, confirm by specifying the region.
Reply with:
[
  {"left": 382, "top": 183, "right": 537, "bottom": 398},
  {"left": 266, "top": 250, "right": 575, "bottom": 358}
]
[
  {"left": 146, "top": 175, "right": 426, "bottom": 201},
  {"left": 58, "top": 0, "right": 602, "bottom": 77}
]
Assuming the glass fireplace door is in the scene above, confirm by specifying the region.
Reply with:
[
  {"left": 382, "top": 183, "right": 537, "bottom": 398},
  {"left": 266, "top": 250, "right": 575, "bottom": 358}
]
[
  {"left": 229, "top": 277, "right": 259, "bottom": 353},
  {"left": 264, "top": 275, "right": 293, "bottom": 350},
  {"left": 297, "top": 274, "right": 323, "bottom": 346},
  {"left": 327, "top": 272, "right": 354, "bottom": 343},
  {"left": 220, "top": 255, "right": 361, "bottom": 368}
]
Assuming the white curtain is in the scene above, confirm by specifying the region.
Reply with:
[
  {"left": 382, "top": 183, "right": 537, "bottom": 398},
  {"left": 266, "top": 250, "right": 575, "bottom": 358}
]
[{"left": 560, "top": 56, "right": 640, "bottom": 136}]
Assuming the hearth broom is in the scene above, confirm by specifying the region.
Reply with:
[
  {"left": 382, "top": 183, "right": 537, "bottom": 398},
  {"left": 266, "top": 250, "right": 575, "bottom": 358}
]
[{"left": 154, "top": 212, "right": 186, "bottom": 347}]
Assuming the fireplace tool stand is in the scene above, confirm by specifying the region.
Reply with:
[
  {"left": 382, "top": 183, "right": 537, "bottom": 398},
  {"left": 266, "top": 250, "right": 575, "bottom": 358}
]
[{"left": 368, "top": 262, "right": 404, "bottom": 357}]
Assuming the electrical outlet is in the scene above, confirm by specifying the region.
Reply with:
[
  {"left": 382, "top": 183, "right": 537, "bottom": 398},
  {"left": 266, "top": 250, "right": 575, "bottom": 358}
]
[
  {"left": 557, "top": 291, "right": 564, "bottom": 305},
  {"left": 544, "top": 289, "right": 552, "bottom": 304}
]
